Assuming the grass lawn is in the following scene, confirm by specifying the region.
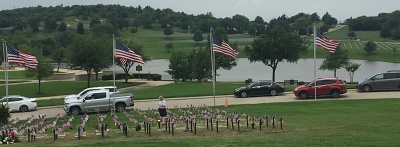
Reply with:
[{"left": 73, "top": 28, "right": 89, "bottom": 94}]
[
  {"left": 0, "top": 70, "right": 35, "bottom": 80},
  {"left": 0, "top": 81, "right": 145, "bottom": 98},
  {"left": 9, "top": 98, "right": 400, "bottom": 146}
]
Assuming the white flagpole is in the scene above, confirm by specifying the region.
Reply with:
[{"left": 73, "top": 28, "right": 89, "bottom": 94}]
[
  {"left": 313, "top": 25, "right": 317, "bottom": 100},
  {"left": 210, "top": 28, "right": 216, "bottom": 106},
  {"left": 112, "top": 35, "right": 116, "bottom": 111},
  {"left": 3, "top": 40, "right": 8, "bottom": 97}
]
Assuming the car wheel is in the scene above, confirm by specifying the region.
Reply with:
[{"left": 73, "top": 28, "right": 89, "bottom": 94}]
[
  {"left": 240, "top": 92, "right": 248, "bottom": 98},
  {"left": 362, "top": 85, "right": 371, "bottom": 92},
  {"left": 70, "top": 107, "right": 81, "bottom": 116},
  {"left": 331, "top": 90, "right": 340, "bottom": 98},
  {"left": 19, "top": 105, "right": 29, "bottom": 112},
  {"left": 270, "top": 89, "right": 277, "bottom": 96},
  {"left": 299, "top": 92, "right": 308, "bottom": 100},
  {"left": 116, "top": 103, "right": 126, "bottom": 112}
]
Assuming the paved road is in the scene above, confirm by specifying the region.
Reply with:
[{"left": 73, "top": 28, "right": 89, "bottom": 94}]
[{"left": 10, "top": 89, "right": 399, "bottom": 119}]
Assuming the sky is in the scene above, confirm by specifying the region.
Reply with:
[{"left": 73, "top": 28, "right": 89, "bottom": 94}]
[{"left": 0, "top": 0, "right": 399, "bottom": 22}]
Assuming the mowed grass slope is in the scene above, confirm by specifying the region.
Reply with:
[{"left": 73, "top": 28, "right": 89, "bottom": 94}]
[{"left": 10, "top": 99, "right": 400, "bottom": 147}]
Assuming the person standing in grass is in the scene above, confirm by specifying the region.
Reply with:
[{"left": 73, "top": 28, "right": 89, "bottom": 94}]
[{"left": 158, "top": 95, "right": 167, "bottom": 124}]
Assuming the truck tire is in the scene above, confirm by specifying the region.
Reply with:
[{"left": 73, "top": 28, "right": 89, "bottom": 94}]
[
  {"left": 70, "top": 107, "right": 81, "bottom": 116},
  {"left": 115, "top": 103, "right": 126, "bottom": 112}
]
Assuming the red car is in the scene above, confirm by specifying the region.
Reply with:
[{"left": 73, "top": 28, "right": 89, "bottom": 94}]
[{"left": 293, "top": 78, "right": 347, "bottom": 99}]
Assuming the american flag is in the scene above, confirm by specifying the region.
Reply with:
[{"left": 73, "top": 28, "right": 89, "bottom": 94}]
[
  {"left": 212, "top": 34, "right": 239, "bottom": 59},
  {"left": 115, "top": 40, "right": 144, "bottom": 65},
  {"left": 6, "top": 44, "right": 38, "bottom": 69},
  {"left": 315, "top": 30, "right": 339, "bottom": 54}
]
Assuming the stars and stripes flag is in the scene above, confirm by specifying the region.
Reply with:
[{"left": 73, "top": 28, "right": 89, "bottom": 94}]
[
  {"left": 211, "top": 34, "right": 239, "bottom": 59},
  {"left": 115, "top": 40, "right": 144, "bottom": 65},
  {"left": 6, "top": 44, "right": 38, "bottom": 69},
  {"left": 315, "top": 30, "right": 339, "bottom": 54}
]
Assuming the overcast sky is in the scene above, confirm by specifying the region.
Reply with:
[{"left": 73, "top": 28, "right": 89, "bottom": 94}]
[{"left": 0, "top": 0, "right": 399, "bottom": 22}]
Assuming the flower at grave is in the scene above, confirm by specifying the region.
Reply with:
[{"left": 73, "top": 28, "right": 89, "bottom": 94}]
[{"left": 157, "top": 119, "right": 161, "bottom": 123}]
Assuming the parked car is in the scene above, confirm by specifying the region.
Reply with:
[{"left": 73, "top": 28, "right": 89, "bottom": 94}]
[
  {"left": 356, "top": 70, "right": 400, "bottom": 92},
  {"left": 0, "top": 95, "right": 37, "bottom": 112},
  {"left": 64, "top": 90, "right": 134, "bottom": 115},
  {"left": 234, "top": 80, "right": 285, "bottom": 98},
  {"left": 293, "top": 77, "right": 347, "bottom": 99},
  {"left": 64, "top": 86, "right": 118, "bottom": 100}
]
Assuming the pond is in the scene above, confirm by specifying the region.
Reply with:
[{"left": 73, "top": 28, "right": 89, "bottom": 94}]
[{"left": 105, "top": 58, "right": 400, "bottom": 82}]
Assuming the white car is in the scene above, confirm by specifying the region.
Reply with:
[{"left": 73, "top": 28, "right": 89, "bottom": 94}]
[{"left": 0, "top": 95, "right": 37, "bottom": 112}]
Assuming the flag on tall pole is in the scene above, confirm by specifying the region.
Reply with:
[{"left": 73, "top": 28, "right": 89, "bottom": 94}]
[
  {"left": 115, "top": 40, "right": 144, "bottom": 64},
  {"left": 211, "top": 34, "right": 239, "bottom": 59},
  {"left": 315, "top": 30, "right": 339, "bottom": 54},
  {"left": 6, "top": 44, "right": 38, "bottom": 69}
]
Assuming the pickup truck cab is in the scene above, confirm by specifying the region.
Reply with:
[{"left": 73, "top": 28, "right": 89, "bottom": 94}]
[
  {"left": 64, "top": 90, "right": 134, "bottom": 115},
  {"left": 64, "top": 86, "right": 118, "bottom": 101}
]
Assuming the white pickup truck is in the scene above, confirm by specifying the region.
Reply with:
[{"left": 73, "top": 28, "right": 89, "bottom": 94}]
[{"left": 63, "top": 90, "right": 134, "bottom": 115}]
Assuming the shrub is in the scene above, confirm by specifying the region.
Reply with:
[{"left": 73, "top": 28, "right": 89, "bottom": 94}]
[
  {"left": 0, "top": 103, "right": 11, "bottom": 126},
  {"left": 101, "top": 74, "right": 113, "bottom": 80},
  {"left": 151, "top": 74, "right": 162, "bottom": 81}
]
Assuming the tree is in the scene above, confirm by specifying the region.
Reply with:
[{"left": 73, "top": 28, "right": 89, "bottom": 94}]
[
  {"left": 319, "top": 47, "right": 350, "bottom": 77},
  {"left": 189, "top": 48, "right": 211, "bottom": 81},
  {"left": 193, "top": 30, "right": 204, "bottom": 43},
  {"left": 166, "top": 51, "right": 192, "bottom": 82},
  {"left": 77, "top": 22, "right": 85, "bottom": 34},
  {"left": 164, "top": 26, "right": 173, "bottom": 37},
  {"left": 25, "top": 57, "right": 54, "bottom": 94},
  {"left": 0, "top": 103, "right": 11, "bottom": 127},
  {"left": 165, "top": 42, "right": 174, "bottom": 53},
  {"left": 380, "top": 26, "right": 391, "bottom": 40},
  {"left": 90, "top": 17, "right": 101, "bottom": 28},
  {"left": 347, "top": 31, "right": 357, "bottom": 40},
  {"left": 115, "top": 41, "right": 149, "bottom": 83},
  {"left": 58, "top": 22, "right": 67, "bottom": 32},
  {"left": 345, "top": 62, "right": 361, "bottom": 82},
  {"left": 364, "top": 41, "right": 377, "bottom": 54},
  {"left": 51, "top": 47, "right": 66, "bottom": 73},
  {"left": 254, "top": 16, "right": 265, "bottom": 24},
  {"left": 244, "top": 27, "right": 307, "bottom": 81},
  {"left": 310, "top": 12, "right": 320, "bottom": 22},
  {"left": 43, "top": 18, "right": 58, "bottom": 33},
  {"left": 320, "top": 25, "right": 329, "bottom": 33},
  {"left": 68, "top": 34, "right": 112, "bottom": 87}
]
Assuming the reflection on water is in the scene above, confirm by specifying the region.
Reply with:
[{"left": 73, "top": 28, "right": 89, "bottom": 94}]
[{"left": 105, "top": 58, "right": 400, "bottom": 82}]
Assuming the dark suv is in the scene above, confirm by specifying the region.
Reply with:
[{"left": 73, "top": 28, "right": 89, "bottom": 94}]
[
  {"left": 234, "top": 80, "right": 285, "bottom": 98},
  {"left": 293, "top": 78, "right": 347, "bottom": 99}
]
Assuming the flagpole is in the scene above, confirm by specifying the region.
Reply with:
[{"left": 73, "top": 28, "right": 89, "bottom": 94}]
[
  {"left": 210, "top": 28, "right": 216, "bottom": 106},
  {"left": 3, "top": 40, "right": 8, "bottom": 97},
  {"left": 112, "top": 35, "right": 116, "bottom": 111},
  {"left": 313, "top": 25, "right": 317, "bottom": 100}
]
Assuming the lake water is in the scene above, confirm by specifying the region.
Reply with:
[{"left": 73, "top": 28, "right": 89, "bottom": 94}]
[{"left": 105, "top": 58, "right": 400, "bottom": 82}]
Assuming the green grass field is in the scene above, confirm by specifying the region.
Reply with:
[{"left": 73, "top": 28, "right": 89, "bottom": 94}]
[
  {"left": 9, "top": 98, "right": 400, "bottom": 146},
  {"left": 0, "top": 81, "right": 144, "bottom": 98}
]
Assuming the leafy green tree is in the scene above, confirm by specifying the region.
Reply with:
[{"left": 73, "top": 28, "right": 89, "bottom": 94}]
[
  {"left": 166, "top": 51, "right": 191, "bottom": 82},
  {"left": 391, "top": 27, "right": 400, "bottom": 39},
  {"left": 54, "top": 31, "right": 76, "bottom": 48},
  {"left": 164, "top": 26, "right": 174, "bottom": 37},
  {"left": 189, "top": 48, "right": 211, "bottom": 81},
  {"left": 43, "top": 18, "right": 58, "bottom": 33},
  {"left": 0, "top": 103, "right": 11, "bottom": 127},
  {"left": 244, "top": 27, "right": 307, "bottom": 81},
  {"left": 115, "top": 41, "right": 149, "bottom": 83},
  {"left": 347, "top": 31, "right": 357, "bottom": 40},
  {"left": 310, "top": 12, "right": 320, "bottom": 22},
  {"left": 58, "top": 22, "right": 67, "bottom": 32},
  {"left": 77, "top": 22, "right": 85, "bottom": 34},
  {"left": 68, "top": 34, "right": 112, "bottom": 87},
  {"left": 320, "top": 25, "right": 329, "bottom": 33},
  {"left": 254, "top": 16, "right": 265, "bottom": 24},
  {"left": 380, "top": 26, "right": 391, "bottom": 40},
  {"left": 51, "top": 47, "right": 66, "bottom": 73},
  {"left": 193, "top": 30, "right": 204, "bottom": 43},
  {"left": 319, "top": 47, "right": 350, "bottom": 77},
  {"left": 28, "top": 18, "right": 39, "bottom": 32},
  {"left": 165, "top": 43, "right": 174, "bottom": 53},
  {"left": 92, "top": 23, "right": 116, "bottom": 36},
  {"left": 345, "top": 62, "right": 361, "bottom": 82},
  {"left": 364, "top": 41, "right": 377, "bottom": 54},
  {"left": 25, "top": 57, "right": 54, "bottom": 94},
  {"left": 90, "top": 17, "right": 101, "bottom": 28},
  {"left": 132, "top": 18, "right": 142, "bottom": 29}
]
